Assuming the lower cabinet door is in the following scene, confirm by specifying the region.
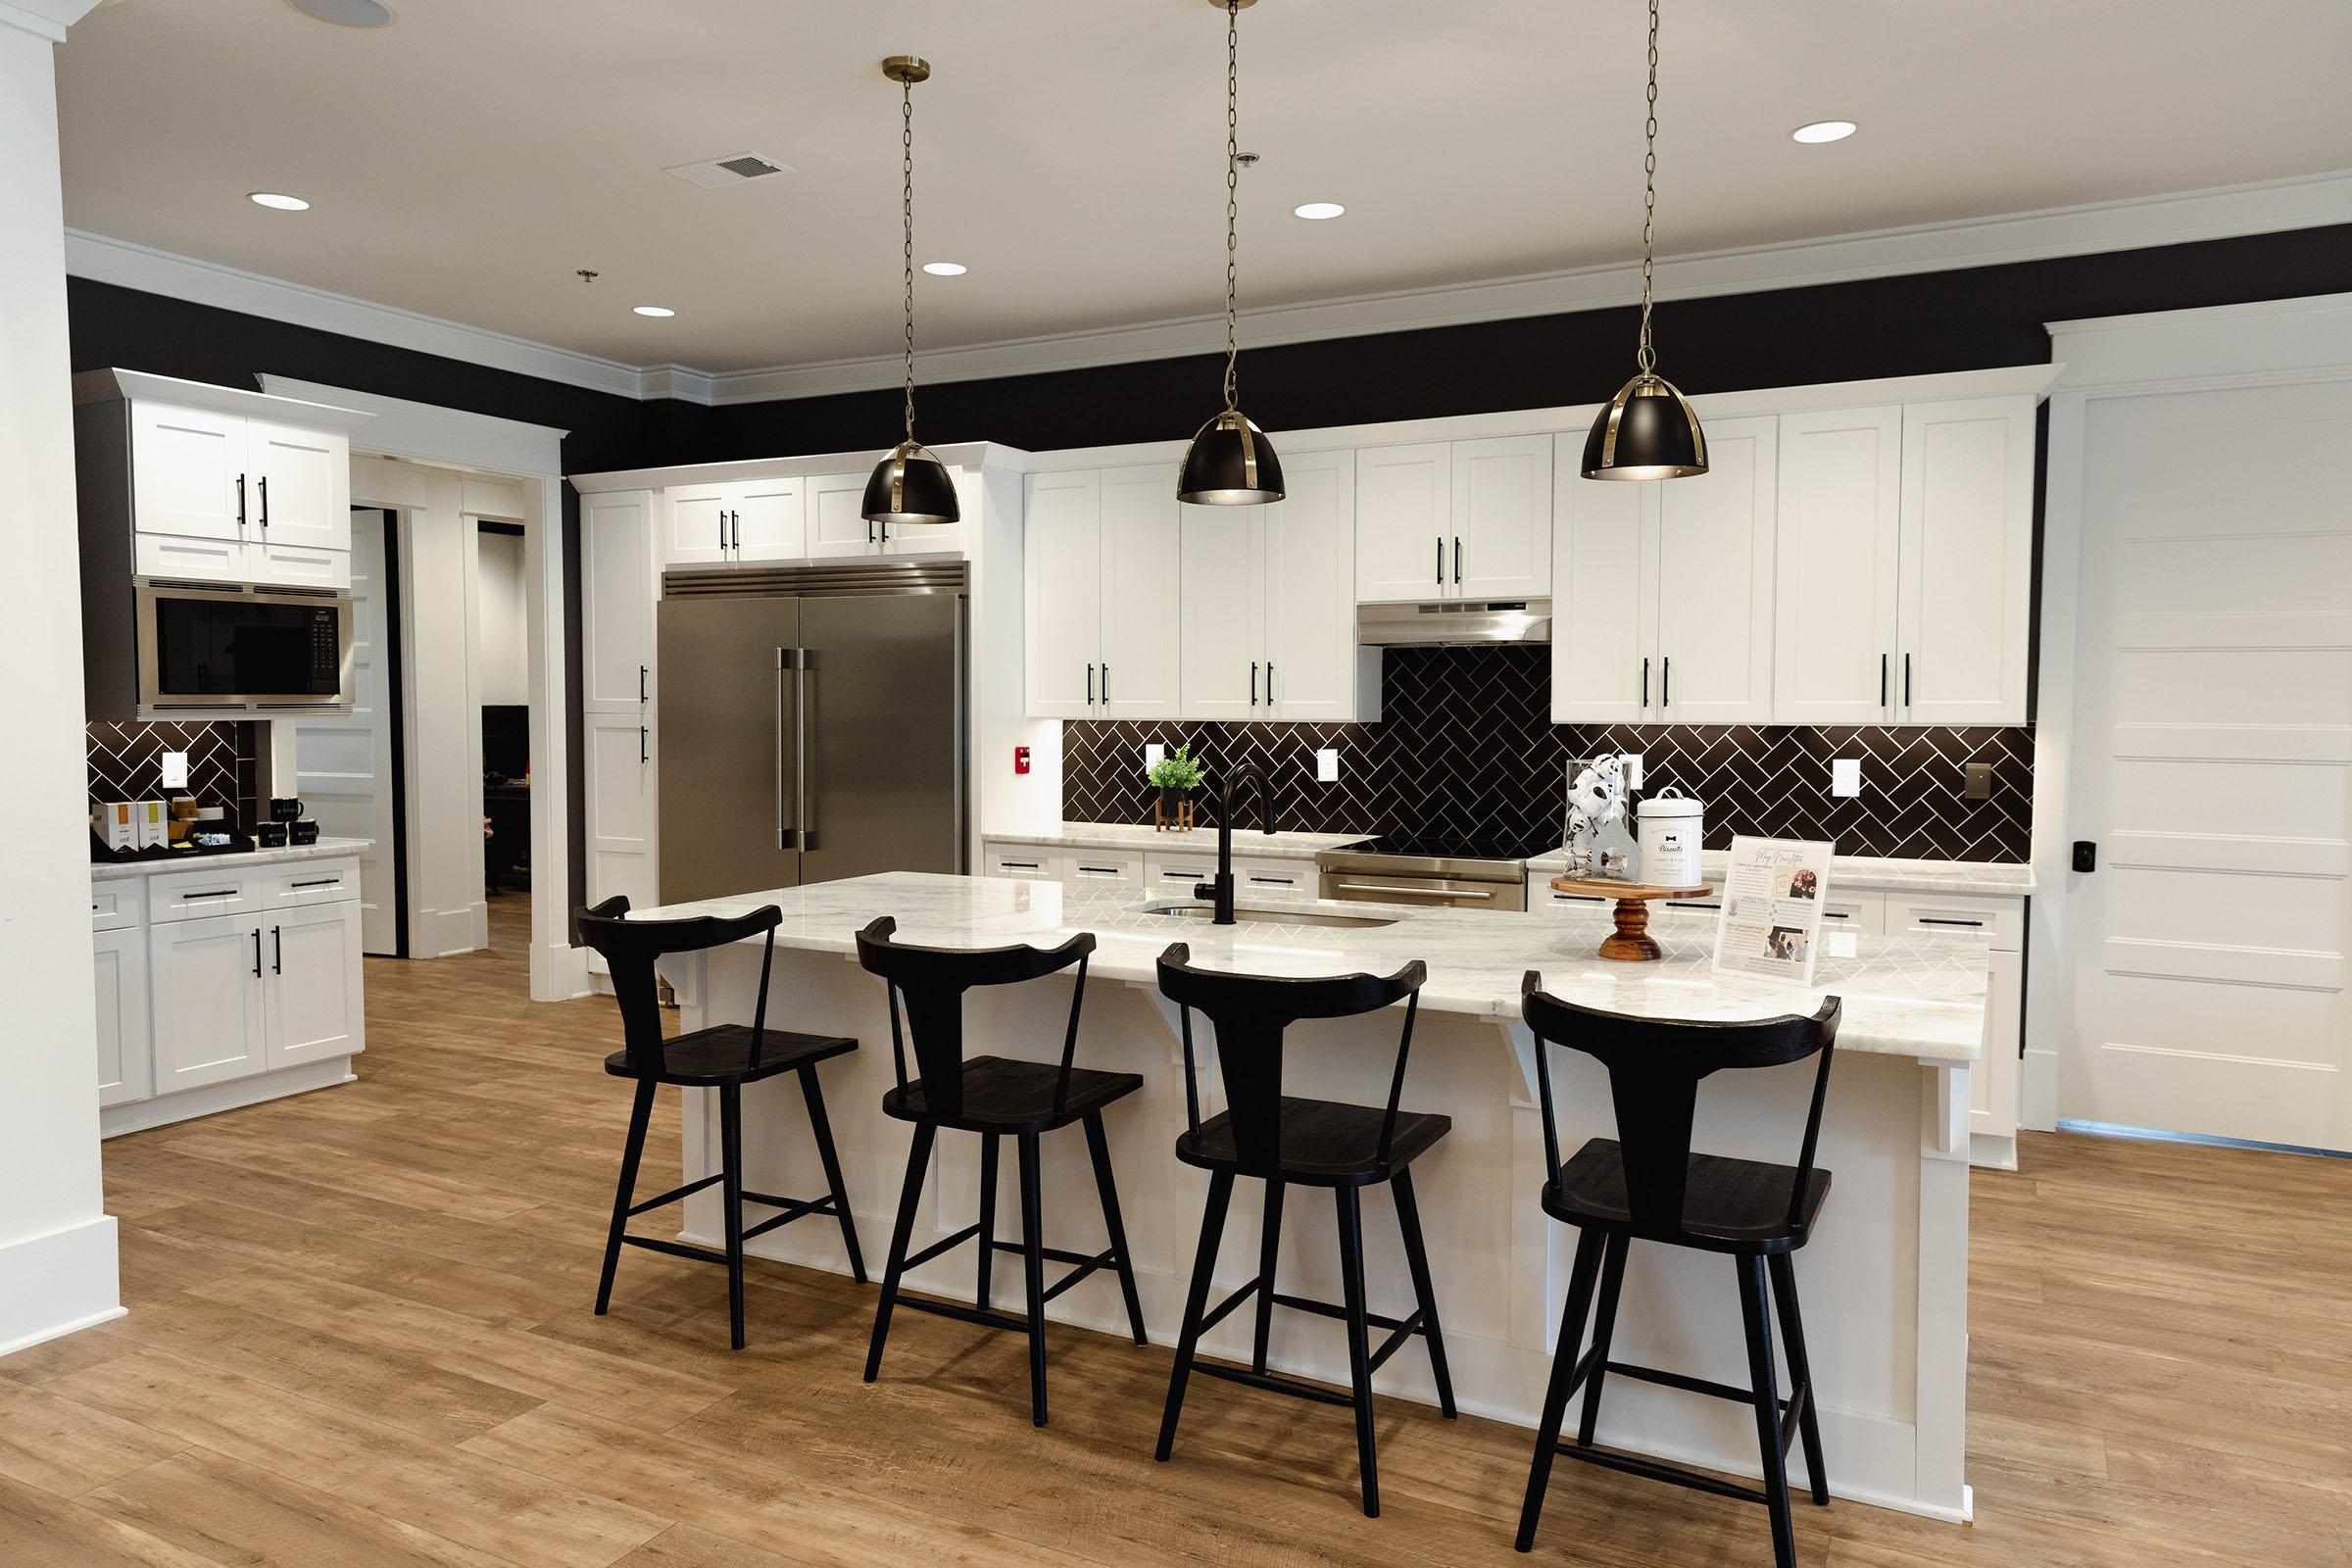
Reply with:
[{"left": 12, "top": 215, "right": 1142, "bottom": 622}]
[
  {"left": 267, "top": 902, "right": 366, "bottom": 1070},
  {"left": 93, "top": 925, "right": 154, "bottom": 1106},
  {"left": 150, "top": 913, "right": 267, "bottom": 1093}
]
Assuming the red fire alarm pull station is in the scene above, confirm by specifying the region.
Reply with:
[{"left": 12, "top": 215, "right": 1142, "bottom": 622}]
[{"left": 1013, "top": 746, "right": 1031, "bottom": 775}]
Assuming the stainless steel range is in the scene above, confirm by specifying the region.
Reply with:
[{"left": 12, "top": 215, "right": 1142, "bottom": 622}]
[{"left": 1315, "top": 829, "right": 1558, "bottom": 912}]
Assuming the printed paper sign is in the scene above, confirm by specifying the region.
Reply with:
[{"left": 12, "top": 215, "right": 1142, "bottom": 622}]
[{"left": 1712, "top": 836, "right": 1836, "bottom": 987}]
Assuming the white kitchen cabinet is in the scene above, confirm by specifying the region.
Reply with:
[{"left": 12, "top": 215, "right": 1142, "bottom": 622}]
[
  {"left": 1062, "top": 848, "right": 1145, "bottom": 888},
  {"left": 1897, "top": 398, "right": 2035, "bottom": 725},
  {"left": 265, "top": 901, "right": 366, "bottom": 1069},
  {"left": 807, "top": 470, "right": 876, "bottom": 559},
  {"left": 1024, "top": 469, "right": 1105, "bottom": 717},
  {"left": 1177, "top": 501, "right": 1258, "bottom": 721},
  {"left": 129, "top": 401, "right": 247, "bottom": 547},
  {"left": 1774, "top": 407, "right": 1903, "bottom": 725},
  {"left": 1451, "top": 434, "right": 1552, "bottom": 599},
  {"left": 122, "top": 400, "right": 352, "bottom": 586},
  {"left": 149, "top": 912, "right": 270, "bottom": 1094},
  {"left": 665, "top": 482, "right": 734, "bottom": 565},
  {"left": 984, "top": 845, "right": 1060, "bottom": 879},
  {"left": 246, "top": 418, "right": 352, "bottom": 558},
  {"left": 585, "top": 711, "right": 659, "bottom": 971},
  {"left": 1551, "top": 470, "right": 1651, "bottom": 723},
  {"left": 93, "top": 925, "right": 152, "bottom": 1108},
  {"left": 665, "top": 477, "right": 807, "bottom": 567},
  {"left": 582, "top": 489, "right": 657, "bottom": 710},
  {"left": 1354, "top": 442, "right": 1451, "bottom": 602},
  {"left": 1099, "top": 466, "right": 1182, "bottom": 718}
]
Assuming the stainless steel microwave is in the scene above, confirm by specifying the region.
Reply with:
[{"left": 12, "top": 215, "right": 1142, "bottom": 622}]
[{"left": 127, "top": 579, "right": 354, "bottom": 717}]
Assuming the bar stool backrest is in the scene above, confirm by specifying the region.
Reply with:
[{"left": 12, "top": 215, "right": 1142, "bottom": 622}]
[
  {"left": 1155, "top": 943, "right": 1429, "bottom": 1179},
  {"left": 575, "top": 895, "right": 784, "bottom": 1077},
  {"left": 854, "top": 916, "right": 1097, "bottom": 1121},
  {"left": 1519, "top": 973, "right": 1841, "bottom": 1243}
]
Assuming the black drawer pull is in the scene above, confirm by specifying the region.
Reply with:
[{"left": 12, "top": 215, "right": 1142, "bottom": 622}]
[
  {"left": 1918, "top": 916, "right": 1984, "bottom": 928},
  {"left": 185, "top": 888, "right": 238, "bottom": 901},
  {"left": 291, "top": 877, "right": 341, "bottom": 889}
]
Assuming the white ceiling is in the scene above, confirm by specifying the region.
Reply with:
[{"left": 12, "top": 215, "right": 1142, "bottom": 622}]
[{"left": 55, "top": 0, "right": 2352, "bottom": 379}]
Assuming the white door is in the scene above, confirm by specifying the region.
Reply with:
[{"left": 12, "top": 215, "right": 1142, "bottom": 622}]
[
  {"left": 1098, "top": 465, "right": 1181, "bottom": 718},
  {"left": 1452, "top": 435, "right": 1552, "bottom": 599},
  {"left": 1023, "top": 470, "right": 1102, "bottom": 717},
  {"left": 582, "top": 491, "right": 655, "bottom": 709},
  {"left": 731, "top": 476, "right": 807, "bottom": 564},
  {"left": 664, "top": 483, "right": 733, "bottom": 566},
  {"left": 247, "top": 419, "right": 350, "bottom": 555},
  {"left": 296, "top": 510, "right": 400, "bottom": 955},
  {"left": 2065, "top": 376, "right": 2352, "bottom": 1150},
  {"left": 1355, "top": 443, "right": 1450, "bottom": 602},
  {"left": 1898, "top": 398, "right": 2035, "bottom": 724},
  {"left": 808, "top": 470, "right": 880, "bottom": 560},
  {"left": 92, "top": 925, "right": 152, "bottom": 1107},
  {"left": 266, "top": 902, "right": 365, "bottom": 1069},
  {"left": 1262, "top": 451, "right": 1362, "bottom": 722},
  {"left": 1650, "top": 415, "right": 1778, "bottom": 724},
  {"left": 149, "top": 913, "right": 267, "bottom": 1093},
  {"left": 1178, "top": 501, "right": 1261, "bottom": 721},
  {"left": 129, "top": 400, "right": 247, "bottom": 545},
  {"left": 1552, "top": 458, "right": 1655, "bottom": 724},
  {"left": 1774, "top": 407, "right": 1902, "bottom": 724}
]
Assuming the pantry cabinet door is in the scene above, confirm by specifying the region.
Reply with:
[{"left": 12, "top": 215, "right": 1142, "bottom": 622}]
[
  {"left": 1354, "top": 443, "right": 1450, "bottom": 602},
  {"left": 149, "top": 913, "right": 267, "bottom": 1094},
  {"left": 266, "top": 901, "right": 366, "bottom": 1069},
  {"left": 1098, "top": 465, "right": 1182, "bottom": 719},
  {"left": 731, "top": 476, "right": 808, "bottom": 564},
  {"left": 1551, "top": 450, "right": 1657, "bottom": 724},
  {"left": 1262, "top": 451, "right": 1365, "bottom": 722},
  {"left": 130, "top": 401, "right": 248, "bottom": 544},
  {"left": 1178, "top": 501, "right": 1262, "bottom": 721},
  {"left": 1023, "top": 470, "right": 1102, "bottom": 717},
  {"left": 584, "top": 711, "right": 657, "bottom": 974},
  {"left": 664, "top": 483, "right": 734, "bottom": 566},
  {"left": 1774, "top": 406, "right": 1903, "bottom": 724},
  {"left": 582, "top": 490, "right": 656, "bottom": 710},
  {"left": 1651, "top": 415, "right": 1778, "bottom": 724},
  {"left": 1451, "top": 434, "right": 1552, "bottom": 600},
  {"left": 93, "top": 925, "right": 153, "bottom": 1107},
  {"left": 1898, "top": 397, "right": 2035, "bottom": 724}
]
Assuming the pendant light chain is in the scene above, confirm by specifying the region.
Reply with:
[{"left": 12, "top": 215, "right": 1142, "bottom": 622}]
[
  {"left": 1636, "top": 0, "right": 1660, "bottom": 375},
  {"left": 1222, "top": 0, "right": 1241, "bottom": 412},
  {"left": 901, "top": 73, "right": 917, "bottom": 441}
]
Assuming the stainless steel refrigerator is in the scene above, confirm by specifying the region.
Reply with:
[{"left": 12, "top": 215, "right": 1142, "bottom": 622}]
[{"left": 657, "top": 561, "right": 967, "bottom": 904}]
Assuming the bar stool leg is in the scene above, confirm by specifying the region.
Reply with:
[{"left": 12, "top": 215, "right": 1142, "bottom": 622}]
[
  {"left": 1017, "top": 1132, "right": 1050, "bottom": 1427},
  {"left": 1250, "top": 1178, "right": 1285, "bottom": 1375},
  {"left": 865, "top": 1122, "right": 936, "bottom": 1384},
  {"left": 1335, "top": 1184, "right": 1380, "bottom": 1518},
  {"left": 799, "top": 1063, "right": 865, "bottom": 1285},
  {"left": 596, "top": 1078, "right": 657, "bottom": 1315},
  {"left": 1083, "top": 1111, "right": 1149, "bottom": 1346},
  {"left": 1155, "top": 1169, "right": 1234, "bottom": 1462},
  {"left": 975, "top": 1133, "right": 1000, "bottom": 1310},
  {"left": 1392, "top": 1169, "right": 1455, "bottom": 1418},
  {"left": 719, "top": 1085, "right": 748, "bottom": 1350},
  {"left": 1577, "top": 1233, "right": 1630, "bottom": 1446},
  {"left": 1515, "top": 1228, "right": 1603, "bottom": 1553},
  {"left": 1739, "top": 1252, "right": 1800, "bottom": 1568},
  {"left": 1769, "top": 1251, "right": 1830, "bottom": 1505}
]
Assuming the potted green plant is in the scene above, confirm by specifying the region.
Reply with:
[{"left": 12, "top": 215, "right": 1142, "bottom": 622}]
[{"left": 1147, "top": 744, "right": 1205, "bottom": 825}]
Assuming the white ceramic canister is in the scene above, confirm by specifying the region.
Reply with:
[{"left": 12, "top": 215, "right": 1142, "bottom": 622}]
[{"left": 1636, "top": 787, "right": 1704, "bottom": 886}]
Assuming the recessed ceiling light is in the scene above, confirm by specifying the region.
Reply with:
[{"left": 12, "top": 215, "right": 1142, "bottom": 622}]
[
  {"left": 287, "top": 0, "right": 393, "bottom": 26},
  {"left": 1790, "top": 120, "right": 1857, "bottom": 144},
  {"left": 1293, "top": 201, "right": 1346, "bottom": 220},
  {"left": 248, "top": 192, "right": 311, "bottom": 211},
  {"left": 921, "top": 262, "right": 967, "bottom": 276},
  {"left": 632, "top": 306, "right": 675, "bottom": 318}
]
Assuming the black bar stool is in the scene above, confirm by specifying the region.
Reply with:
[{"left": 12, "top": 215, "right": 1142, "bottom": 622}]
[
  {"left": 856, "top": 915, "right": 1148, "bottom": 1428},
  {"left": 1152, "top": 943, "right": 1454, "bottom": 1519},
  {"left": 1514, "top": 973, "right": 1841, "bottom": 1567},
  {"left": 575, "top": 896, "right": 865, "bottom": 1350}
]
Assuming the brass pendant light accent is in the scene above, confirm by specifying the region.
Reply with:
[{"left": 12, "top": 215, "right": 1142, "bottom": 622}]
[
  {"left": 1582, "top": 0, "right": 1707, "bottom": 482},
  {"left": 1177, "top": 0, "right": 1285, "bottom": 505},
  {"left": 863, "top": 54, "right": 959, "bottom": 525}
]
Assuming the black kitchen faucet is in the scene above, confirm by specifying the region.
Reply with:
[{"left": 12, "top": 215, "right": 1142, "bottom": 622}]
[{"left": 1195, "top": 762, "right": 1278, "bottom": 925}]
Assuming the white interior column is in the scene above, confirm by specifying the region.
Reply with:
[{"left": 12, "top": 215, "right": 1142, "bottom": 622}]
[{"left": 0, "top": 0, "right": 121, "bottom": 1356}]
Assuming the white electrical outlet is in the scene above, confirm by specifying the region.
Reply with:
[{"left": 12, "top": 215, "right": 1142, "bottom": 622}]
[
  {"left": 160, "top": 752, "right": 189, "bottom": 789},
  {"left": 1832, "top": 758, "right": 1862, "bottom": 798},
  {"left": 1619, "top": 753, "right": 1643, "bottom": 790},
  {"left": 1143, "top": 743, "right": 1166, "bottom": 770},
  {"left": 1315, "top": 748, "right": 1340, "bottom": 783}
]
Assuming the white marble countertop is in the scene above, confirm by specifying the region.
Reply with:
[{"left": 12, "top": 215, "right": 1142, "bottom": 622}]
[
  {"left": 640, "top": 870, "right": 1985, "bottom": 1063},
  {"left": 1524, "top": 846, "right": 2035, "bottom": 898},
  {"left": 91, "top": 837, "right": 372, "bottom": 882},
  {"left": 985, "top": 820, "right": 1372, "bottom": 862}
]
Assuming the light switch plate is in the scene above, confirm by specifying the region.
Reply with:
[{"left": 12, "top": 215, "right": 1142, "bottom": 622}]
[
  {"left": 160, "top": 752, "right": 189, "bottom": 789},
  {"left": 1962, "top": 761, "right": 1994, "bottom": 801},
  {"left": 1315, "top": 748, "right": 1340, "bottom": 783},
  {"left": 1832, "top": 759, "right": 1862, "bottom": 798},
  {"left": 1619, "top": 753, "right": 1643, "bottom": 790},
  {"left": 1143, "top": 743, "right": 1166, "bottom": 771}
]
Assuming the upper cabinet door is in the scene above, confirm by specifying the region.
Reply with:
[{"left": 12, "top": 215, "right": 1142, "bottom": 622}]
[
  {"left": 1551, "top": 457, "right": 1657, "bottom": 724},
  {"left": 130, "top": 401, "right": 248, "bottom": 543},
  {"left": 1098, "top": 465, "right": 1181, "bottom": 719},
  {"left": 1177, "top": 501, "right": 1262, "bottom": 721},
  {"left": 582, "top": 490, "right": 656, "bottom": 710},
  {"left": 1451, "top": 435, "right": 1552, "bottom": 599},
  {"left": 664, "top": 483, "right": 733, "bottom": 566},
  {"left": 1774, "top": 407, "right": 1902, "bottom": 724},
  {"left": 807, "top": 471, "right": 878, "bottom": 560},
  {"left": 731, "top": 476, "right": 807, "bottom": 564},
  {"left": 1898, "top": 397, "right": 2035, "bottom": 725},
  {"left": 1262, "top": 451, "right": 1366, "bottom": 723},
  {"left": 246, "top": 420, "right": 350, "bottom": 555},
  {"left": 1354, "top": 442, "right": 1451, "bottom": 602},
  {"left": 1023, "top": 469, "right": 1102, "bottom": 718},
  {"left": 1650, "top": 415, "right": 1778, "bottom": 724}
]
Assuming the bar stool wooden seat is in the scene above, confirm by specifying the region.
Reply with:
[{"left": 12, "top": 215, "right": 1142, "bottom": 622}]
[
  {"left": 856, "top": 915, "right": 1148, "bottom": 1428},
  {"left": 1152, "top": 943, "right": 1455, "bottom": 1519},
  {"left": 574, "top": 896, "right": 865, "bottom": 1350},
  {"left": 1515, "top": 973, "right": 1842, "bottom": 1567}
]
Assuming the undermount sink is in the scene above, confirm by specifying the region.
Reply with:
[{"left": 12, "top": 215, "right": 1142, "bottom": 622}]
[{"left": 1139, "top": 900, "right": 1398, "bottom": 930}]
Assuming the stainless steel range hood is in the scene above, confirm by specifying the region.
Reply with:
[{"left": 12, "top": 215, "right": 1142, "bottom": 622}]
[{"left": 1356, "top": 599, "right": 1551, "bottom": 647}]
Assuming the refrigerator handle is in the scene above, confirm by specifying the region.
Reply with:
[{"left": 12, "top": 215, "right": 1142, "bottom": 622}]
[
  {"left": 774, "top": 648, "right": 793, "bottom": 851},
  {"left": 796, "top": 648, "right": 816, "bottom": 851}
]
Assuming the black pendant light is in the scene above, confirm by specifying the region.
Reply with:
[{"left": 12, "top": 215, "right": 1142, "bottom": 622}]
[
  {"left": 1177, "top": 0, "right": 1284, "bottom": 505},
  {"left": 1582, "top": 0, "right": 1707, "bottom": 481},
  {"left": 863, "top": 55, "right": 959, "bottom": 526}
]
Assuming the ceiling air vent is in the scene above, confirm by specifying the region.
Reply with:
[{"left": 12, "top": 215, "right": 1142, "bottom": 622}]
[{"left": 663, "top": 152, "right": 796, "bottom": 191}]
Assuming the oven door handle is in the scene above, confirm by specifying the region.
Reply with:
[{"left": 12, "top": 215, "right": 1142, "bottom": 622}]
[{"left": 1330, "top": 882, "right": 1495, "bottom": 900}]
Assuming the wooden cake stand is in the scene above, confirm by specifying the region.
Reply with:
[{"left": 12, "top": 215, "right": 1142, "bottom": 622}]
[{"left": 1548, "top": 875, "right": 1713, "bottom": 961}]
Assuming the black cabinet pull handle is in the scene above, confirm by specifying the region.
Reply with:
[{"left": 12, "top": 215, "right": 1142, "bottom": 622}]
[
  {"left": 866, "top": 517, "right": 876, "bottom": 545},
  {"left": 1435, "top": 537, "right": 1443, "bottom": 585},
  {"left": 1086, "top": 663, "right": 1095, "bottom": 705},
  {"left": 290, "top": 877, "right": 339, "bottom": 889},
  {"left": 1250, "top": 661, "right": 1258, "bottom": 706},
  {"left": 272, "top": 925, "right": 283, "bottom": 974},
  {"left": 1453, "top": 535, "right": 1462, "bottom": 583},
  {"left": 639, "top": 664, "right": 648, "bottom": 703},
  {"left": 1904, "top": 654, "right": 1913, "bottom": 709},
  {"left": 251, "top": 928, "right": 263, "bottom": 978},
  {"left": 639, "top": 725, "right": 648, "bottom": 764},
  {"left": 1265, "top": 662, "right": 1275, "bottom": 705},
  {"left": 236, "top": 472, "right": 248, "bottom": 527},
  {"left": 258, "top": 474, "right": 270, "bottom": 529},
  {"left": 1102, "top": 663, "right": 1110, "bottom": 704},
  {"left": 1642, "top": 656, "right": 1650, "bottom": 709},
  {"left": 1662, "top": 656, "right": 1671, "bottom": 709},
  {"left": 1918, "top": 916, "right": 1984, "bottom": 928},
  {"left": 880, "top": 518, "right": 890, "bottom": 544},
  {"left": 1881, "top": 653, "right": 1888, "bottom": 708},
  {"left": 732, "top": 510, "right": 742, "bottom": 550}
]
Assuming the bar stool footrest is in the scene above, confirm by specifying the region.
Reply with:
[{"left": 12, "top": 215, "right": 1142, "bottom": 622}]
[
  {"left": 1549, "top": 1439, "right": 1773, "bottom": 1507},
  {"left": 626, "top": 1172, "right": 722, "bottom": 1217},
  {"left": 1195, "top": 1359, "right": 1357, "bottom": 1410},
  {"left": 898, "top": 1293, "right": 1039, "bottom": 1337}
]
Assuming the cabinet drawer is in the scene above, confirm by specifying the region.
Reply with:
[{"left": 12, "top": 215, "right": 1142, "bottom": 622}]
[
  {"left": 135, "top": 530, "right": 244, "bottom": 581},
  {"left": 265, "top": 858, "right": 361, "bottom": 907},
  {"left": 984, "top": 846, "right": 1059, "bottom": 880},
  {"left": 1885, "top": 892, "right": 2022, "bottom": 950},
  {"left": 91, "top": 882, "right": 142, "bottom": 932},
  {"left": 148, "top": 867, "right": 262, "bottom": 923},
  {"left": 1063, "top": 849, "right": 1143, "bottom": 886},
  {"left": 1233, "top": 858, "right": 1314, "bottom": 900},
  {"left": 1144, "top": 854, "right": 1218, "bottom": 894},
  {"left": 1529, "top": 874, "right": 1608, "bottom": 916}
]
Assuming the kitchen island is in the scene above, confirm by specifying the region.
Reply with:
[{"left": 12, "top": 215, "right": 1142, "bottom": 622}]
[{"left": 638, "top": 871, "right": 1984, "bottom": 1524}]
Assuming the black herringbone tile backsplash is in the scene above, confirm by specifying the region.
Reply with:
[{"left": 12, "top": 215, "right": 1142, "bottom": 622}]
[
  {"left": 87, "top": 720, "right": 263, "bottom": 831},
  {"left": 1062, "top": 646, "right": 2031, "bottom": 861}
]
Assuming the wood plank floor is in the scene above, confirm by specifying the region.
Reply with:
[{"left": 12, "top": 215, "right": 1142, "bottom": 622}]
[{"left": 8, "top": 894, "right": 2349, "bottom": 1566}]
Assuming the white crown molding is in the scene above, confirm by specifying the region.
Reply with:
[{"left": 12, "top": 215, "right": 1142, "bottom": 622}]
[
  {"left": 2047, "top": 290, "right": 2352, "bottom": 389},
  {"left": 0, "top": 0, "right": 100, "bottom": 43},
  {"left": 259, "top": 373, "right": 566, "bottom": 476}
]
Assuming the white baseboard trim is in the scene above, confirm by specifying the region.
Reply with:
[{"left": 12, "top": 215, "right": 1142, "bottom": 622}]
[
  {"left": 0, "top": 1215, "right": 122, "bottom": 1359},
  {"left": 2022, "top": 1048, "right": 2060, "bottom": 1133},
  {"left": 100, "top": 1057, "right": 357, "bottom": 1139}
]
